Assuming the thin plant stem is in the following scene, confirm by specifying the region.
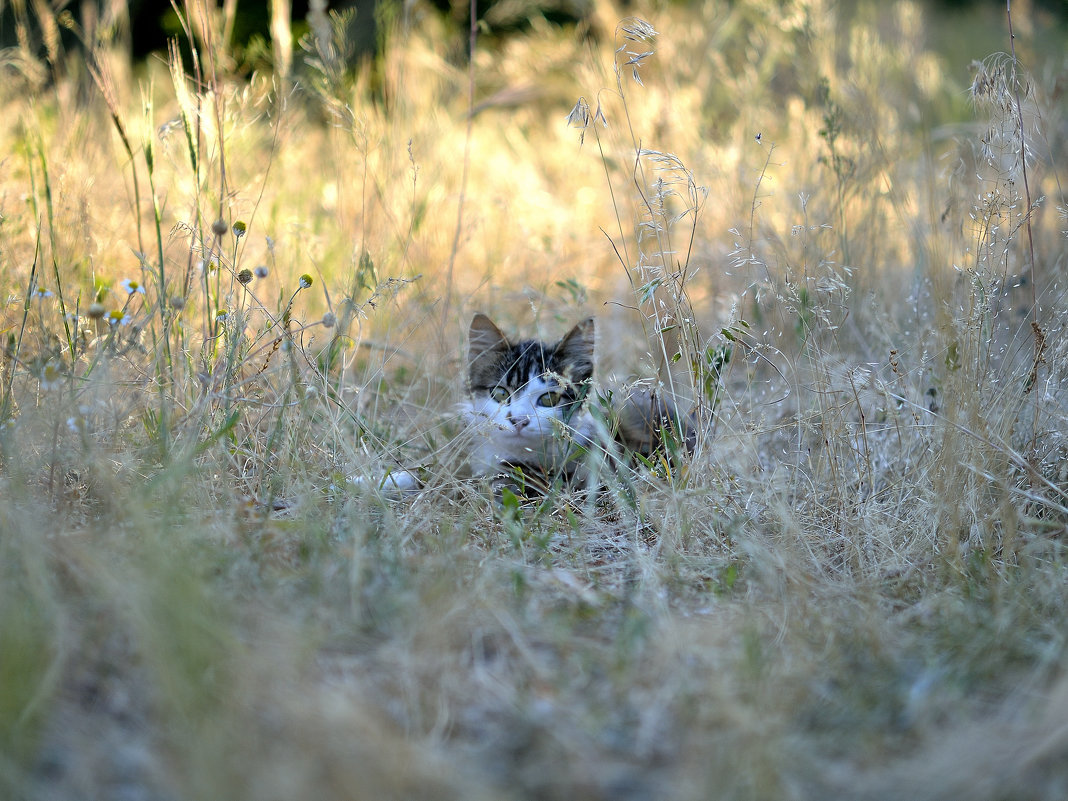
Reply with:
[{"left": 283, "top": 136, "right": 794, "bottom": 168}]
[
  {"left": 1006, "top": 0, "right": 1047, "bottom": 456},
  {"left": 442, "top": 0, "right": 478, "bottom": 333},
  {"left": 1005, "top": 0, "right": 1038, "bottom": 321}
]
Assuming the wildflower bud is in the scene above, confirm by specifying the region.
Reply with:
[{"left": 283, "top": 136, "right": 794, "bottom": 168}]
[
  {"left": 233, "top": 220, "right": 247, "bottom": 238},
  {"left": 321, "top": 311, "right": 336, "bottom": 328},
  {"left": 170, "top": 295, "right": 186, "bottom": 311},
  {"left": 87, "top": 302, "right": 106, "bottom": 320},
  {"left": 254, "top": 265, "right": 269, "bottom": 279},
  {"left": 211, "top": 218, "right": 228, "bottom": 237},
  {"left": 237, "top": 268, "right": 253, "bottom": 285},
  {"left": 299, "top": 274, "right": 313, "bottom": 289}
]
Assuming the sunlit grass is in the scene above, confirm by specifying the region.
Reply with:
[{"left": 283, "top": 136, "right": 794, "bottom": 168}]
[{"left": 1, "top": 0, "right": 1067, "bottom": 798}]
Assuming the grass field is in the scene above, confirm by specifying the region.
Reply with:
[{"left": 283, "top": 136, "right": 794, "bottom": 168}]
[{"left": 2, "top": 0, "right": 1068, "bottom": 798}]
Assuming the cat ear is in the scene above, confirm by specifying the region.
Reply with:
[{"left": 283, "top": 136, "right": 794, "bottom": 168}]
[
  {"left": 469, "top": 313, "right": 509, "bottom": 360},
  {"left": 468, "top": 313, "right": 510, "bottom": 386},
  {"left": 555, "top": 317, "right": 595, "bottom": 382}
]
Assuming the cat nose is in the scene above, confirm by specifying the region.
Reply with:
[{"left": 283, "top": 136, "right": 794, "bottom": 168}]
[{"left": 508, "top": 413, "right": 530, "bottom": 431}]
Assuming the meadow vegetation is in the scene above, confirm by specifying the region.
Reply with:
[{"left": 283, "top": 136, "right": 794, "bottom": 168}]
[{"left": 2, "top": 0, "right": 1068, "bottom": 798}]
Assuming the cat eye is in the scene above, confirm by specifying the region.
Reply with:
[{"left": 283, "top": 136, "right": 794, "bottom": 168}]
[
  {"left": 489, "top": 386, "right": 510, "bottom": 402},
  {"left": 536, "top": 391, "right": 563, "bottom": 408}
]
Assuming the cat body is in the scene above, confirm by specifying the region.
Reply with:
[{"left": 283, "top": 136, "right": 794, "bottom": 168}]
[
  {"left": 358, "top": 313, "right": 691, "bottom": 496},
  {"left": 462, "top": 313, "right": 692, "bottom": 494}
]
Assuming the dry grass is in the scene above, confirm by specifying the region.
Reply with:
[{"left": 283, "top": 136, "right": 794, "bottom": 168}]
[{"left": 2, "top": 0, "right": 1068, "bottom": 799}]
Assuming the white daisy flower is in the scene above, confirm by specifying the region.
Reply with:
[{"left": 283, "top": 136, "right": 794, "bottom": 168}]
[{"left": 120, "top": 278, "right": 145, "bottom": 295}]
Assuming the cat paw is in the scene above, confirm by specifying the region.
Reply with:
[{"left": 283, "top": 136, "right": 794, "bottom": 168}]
[{"left": 350, "top": 469, "right": 421, "bottom": 498}]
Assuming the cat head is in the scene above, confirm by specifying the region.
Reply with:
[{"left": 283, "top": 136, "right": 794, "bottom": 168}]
[
  {"left": 468, "top": 313, "right": 594, "bottom": 404},
  {"left": 464, "top": 314, "right": 594, "bottom": 462}
]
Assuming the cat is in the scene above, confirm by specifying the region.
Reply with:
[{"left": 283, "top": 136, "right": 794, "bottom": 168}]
[{"left": 362, "top": 313, "right": 693, "bottom": 497}]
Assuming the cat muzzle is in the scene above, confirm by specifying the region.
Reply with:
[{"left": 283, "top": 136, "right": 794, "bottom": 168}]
[{"left": 507, "top": 414, "right": 531, "bottom": 431}]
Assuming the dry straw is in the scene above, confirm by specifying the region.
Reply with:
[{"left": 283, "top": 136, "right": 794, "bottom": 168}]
[{"left": 0, "top": 0, "right": 1066, "bottom": 798}]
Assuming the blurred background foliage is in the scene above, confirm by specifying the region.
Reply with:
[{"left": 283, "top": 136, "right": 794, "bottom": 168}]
[{"left": 3, "top": 0, "right": 1067, "bottom": 80}]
